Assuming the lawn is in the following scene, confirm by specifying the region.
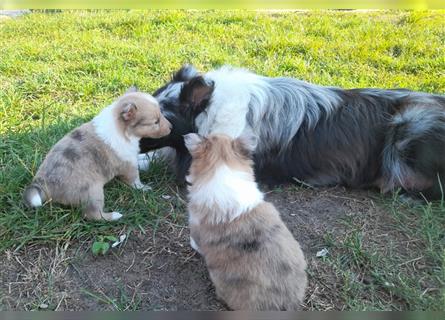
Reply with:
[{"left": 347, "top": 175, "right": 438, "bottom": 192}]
[{"left": 0, "top": 9, "right": 444, "bottom": 311}]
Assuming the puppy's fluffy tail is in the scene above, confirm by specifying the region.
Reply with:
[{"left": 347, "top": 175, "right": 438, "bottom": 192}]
[{"left": 23, "top": 183, "right": 46, "bottom": 208}]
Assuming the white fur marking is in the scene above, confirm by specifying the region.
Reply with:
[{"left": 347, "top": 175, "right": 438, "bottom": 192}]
[
  {"left": 196, "top": 68, "right": 257, "bottom": 138},
  {"left": 194, "top": 66, "right": 341, "bottom": 153},
  {"left": 156, "top": 82, "right": 182, "bottom": 102},
  {"left": 188, "top": 211, "right": 200, "bottom": 225},
  {"left": 188, "top": 165, "right": 264, "bottom": 224},
  {"left": 190, "top": 236, "right": 201, "bottom": 253},
  {"left": 30, "top": 193, "right": 42, "bottom": 207},
  {"left": 92, "top": 103, "right": 140, "bottom": 166}
]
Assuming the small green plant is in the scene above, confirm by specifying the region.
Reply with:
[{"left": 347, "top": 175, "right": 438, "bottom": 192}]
[{"left": 91, "top": 235, "right": 118, "bottom": 256}]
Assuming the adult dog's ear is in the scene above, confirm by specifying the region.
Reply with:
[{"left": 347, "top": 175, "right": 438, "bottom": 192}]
[
  {"left": 179, "top": 76, "right": 215, "bottom": 117},
  {"left": 172, "top": 64, "right": 199, "bottom": 82}
]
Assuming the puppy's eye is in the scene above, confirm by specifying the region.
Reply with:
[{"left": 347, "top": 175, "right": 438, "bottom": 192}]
[{"left": 154, "top": 119, "right": 160, "bottom": 125}]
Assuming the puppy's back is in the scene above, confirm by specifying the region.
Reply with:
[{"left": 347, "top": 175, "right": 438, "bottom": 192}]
[
  {"left": 193, "top": 201, "right": 307, "bottom": 310},
  {"left": 25, "top": 123, "right": 122, "bottom": 206}
]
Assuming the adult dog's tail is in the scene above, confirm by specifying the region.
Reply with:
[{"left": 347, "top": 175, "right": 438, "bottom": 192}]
[{"left": 383, "top": 95, "right": 445, "bottom": 199}]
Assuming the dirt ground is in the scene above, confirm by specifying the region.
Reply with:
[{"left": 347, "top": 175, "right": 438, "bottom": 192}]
[{"left": 0, "top": 185, "right": 388, "bottom": 311}]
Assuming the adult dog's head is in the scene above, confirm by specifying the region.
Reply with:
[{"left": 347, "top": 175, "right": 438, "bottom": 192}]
[{"left": 139, "top": 64, "right": 215, "bottom": 153}]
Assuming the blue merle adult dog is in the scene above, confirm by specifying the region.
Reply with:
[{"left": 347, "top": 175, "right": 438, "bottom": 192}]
[{"left": 139, "top": 65, "right": 445, "bottom": 200}]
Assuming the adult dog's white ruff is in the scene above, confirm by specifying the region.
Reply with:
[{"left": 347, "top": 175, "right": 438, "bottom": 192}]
[{"left": 195, "top": 66, "right": 341, "bottom": 151}]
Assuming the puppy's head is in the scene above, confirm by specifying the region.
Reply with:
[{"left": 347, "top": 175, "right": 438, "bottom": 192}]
[
  {"left": 183, "top": 133, "right": 256, "bottom": 185},
  {"left": 138, "top": 65, "right": 211, "bottom": 153},
  {"left": 116, "top": 89, "right": 171, "bottom": 139}
]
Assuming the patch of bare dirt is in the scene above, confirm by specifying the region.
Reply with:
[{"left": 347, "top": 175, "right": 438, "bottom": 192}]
[{"left": 0, "top": 186, "right": 390, "bottom": 311}]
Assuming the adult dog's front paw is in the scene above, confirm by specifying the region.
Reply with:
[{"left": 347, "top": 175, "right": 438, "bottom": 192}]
[
  {"left": 133, "top": 180, "right": 152, "bottom": 191},
  {"left": 137, "top": 153, "right": 153, "bottom": 171}
]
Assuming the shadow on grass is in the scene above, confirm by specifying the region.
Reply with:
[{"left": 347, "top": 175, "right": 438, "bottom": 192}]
[{"left": 0, "top": 117, "right": 182, "bottom": 251}]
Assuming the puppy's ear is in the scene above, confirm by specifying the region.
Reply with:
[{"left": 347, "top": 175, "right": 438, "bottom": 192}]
[
  {"left": 183, "top": 133, "right": 203, "bottom": 153},
  {"left": 125, "top": 85, "right": 139, "bottom": 94},
  {"left": 172, "top": 64, "right": 199, "bottom": 82},
  {"left": 233, "top": 132, "right": 257, "bottom": 157},
  {"left": 179, "top": 76, "right": 215, "bottom": 116},
  {"left": 121, "top": 102, "right": 137, "bottom": 121}
]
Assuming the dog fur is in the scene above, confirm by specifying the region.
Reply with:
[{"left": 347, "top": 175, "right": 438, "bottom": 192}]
[
  {"left": 184, "top": 133, "right": 307, "bottom": 310},
  {"left": 23, "top": 88, "right": 171, "bottom": 221},
  {"left": 140, "top": 65, "right": 445, "bottom": 200}
]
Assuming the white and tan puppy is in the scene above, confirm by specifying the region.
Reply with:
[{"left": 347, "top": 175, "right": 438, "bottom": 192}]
[
  {"left": 184, "top": 133, "right": 307, "bottom": 310},
  {"left": 24, "top": 88, "right": 171, "bottom": 221}
]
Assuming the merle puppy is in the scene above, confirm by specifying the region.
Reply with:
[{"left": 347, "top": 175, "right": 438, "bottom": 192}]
[{"left": 140, "top": 65, "right": 445, "bottom": 200}]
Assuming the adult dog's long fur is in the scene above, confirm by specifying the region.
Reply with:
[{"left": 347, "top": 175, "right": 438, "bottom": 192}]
[{"left": 140, "top": 65, "right": 445, "bottom": 199}]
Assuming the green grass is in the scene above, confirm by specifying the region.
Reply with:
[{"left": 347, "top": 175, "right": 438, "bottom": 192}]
[
  {"left": 323, "top": 196, "right": 445, "bottom": 310},
  {"left": 1, "top": 10, "right": 444, "bottom": 310}
]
